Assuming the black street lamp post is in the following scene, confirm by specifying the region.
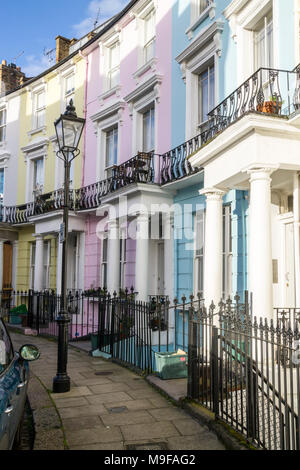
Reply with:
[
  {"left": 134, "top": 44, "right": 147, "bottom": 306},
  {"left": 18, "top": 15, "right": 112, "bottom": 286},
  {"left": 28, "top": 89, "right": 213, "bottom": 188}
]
[{"left": 53, "top": 99, "right": 85, "bottom": 393}]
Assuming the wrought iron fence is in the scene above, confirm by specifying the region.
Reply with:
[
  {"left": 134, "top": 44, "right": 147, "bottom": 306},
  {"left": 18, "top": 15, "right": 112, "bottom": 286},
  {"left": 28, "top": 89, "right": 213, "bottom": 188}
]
[
  {"left": 3, "top": 286, "right": 300, "bottom": 449},
  {"left": 186, "top": 293, "right": 300, "bottom": 450}
]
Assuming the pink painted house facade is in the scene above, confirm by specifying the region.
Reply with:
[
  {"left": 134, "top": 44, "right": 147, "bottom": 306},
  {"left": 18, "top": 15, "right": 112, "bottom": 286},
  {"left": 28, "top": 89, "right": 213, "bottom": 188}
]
[{"left": 80, "top": 0, "right": 174, "bottom": 301}]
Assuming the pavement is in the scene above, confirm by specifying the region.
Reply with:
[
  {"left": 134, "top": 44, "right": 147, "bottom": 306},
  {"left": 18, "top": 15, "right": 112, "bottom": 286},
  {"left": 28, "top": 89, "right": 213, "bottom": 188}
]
[{"left": 10, "top": 331, "right": 226, "bottom": 451}]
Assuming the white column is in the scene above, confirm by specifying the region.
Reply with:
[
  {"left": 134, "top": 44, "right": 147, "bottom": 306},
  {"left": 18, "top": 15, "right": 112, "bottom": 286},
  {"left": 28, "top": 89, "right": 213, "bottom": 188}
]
[
  {"left": 200, "top": 188, "right": 224, "bottom": 311},
  {"left": 34, "top": 235, "right": 44, "bottom": 292},
  {"left": 56, "top": 236, "right": 62, "bottom": 295},
  {"left": 107, "top": 219, "right": 120, "bottom": 295},
  {"left": 135, "top": 213, "right": 150, "bottom": 302},
  {"left": 163, "top": 212, "right": 174, "bottom": 301},
  {"left": 293, "top": 172, "right": 300, "bottom": 306},
  {"left": 0, "top": 241, "right": 4, "bottom": 291},
  {"left": 248, "top": 168, "right": 273, "bottom": 319}
]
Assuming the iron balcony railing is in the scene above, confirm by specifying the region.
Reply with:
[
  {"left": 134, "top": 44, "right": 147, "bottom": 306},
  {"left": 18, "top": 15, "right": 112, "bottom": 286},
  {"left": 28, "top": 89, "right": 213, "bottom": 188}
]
[
  {"left": 75, "top": 151, "right": 155, "bottom": 211},
  {"left": 160, "top": 65, "right": 300, "bottom": 185},
  {"left": 3, "top": 152, "right": 155, "bottom": 223},
  {"left": 3, "top": 66, "right": 300, "bottom": 218}
]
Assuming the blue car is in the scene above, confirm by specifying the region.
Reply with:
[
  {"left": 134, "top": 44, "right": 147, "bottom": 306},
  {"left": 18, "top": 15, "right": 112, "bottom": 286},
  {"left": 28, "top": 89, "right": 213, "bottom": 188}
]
[{"left": 0, "top": 317, "right": 39, "bottom": 450}]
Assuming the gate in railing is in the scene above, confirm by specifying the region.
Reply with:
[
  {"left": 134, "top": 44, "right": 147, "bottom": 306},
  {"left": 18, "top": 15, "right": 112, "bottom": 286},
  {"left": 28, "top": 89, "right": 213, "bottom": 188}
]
[{"left": 187, "top": 294, "right": 300, "bottom": 450}]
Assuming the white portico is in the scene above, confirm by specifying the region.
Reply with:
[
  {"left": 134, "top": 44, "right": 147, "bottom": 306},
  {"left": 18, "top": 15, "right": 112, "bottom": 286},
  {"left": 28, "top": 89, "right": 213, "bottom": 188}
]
[
  {"left": 189, "top": 112, "right": 300, "bottom": 319},
  {"left": 100, "top": 184, "right": 175, "bottom": 302}
]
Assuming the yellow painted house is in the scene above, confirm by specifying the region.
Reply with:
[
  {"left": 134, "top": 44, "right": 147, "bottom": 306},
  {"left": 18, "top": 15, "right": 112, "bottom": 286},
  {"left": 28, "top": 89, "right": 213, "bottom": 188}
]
[{"left": 2, "top": 36, "right": 86, "bottom": 294}]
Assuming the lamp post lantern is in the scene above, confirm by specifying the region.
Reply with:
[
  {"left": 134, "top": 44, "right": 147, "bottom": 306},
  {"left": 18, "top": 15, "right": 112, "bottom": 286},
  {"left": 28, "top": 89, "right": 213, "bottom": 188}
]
[{"left": 53, "top": 99, "right": 85, "bottom": 393}]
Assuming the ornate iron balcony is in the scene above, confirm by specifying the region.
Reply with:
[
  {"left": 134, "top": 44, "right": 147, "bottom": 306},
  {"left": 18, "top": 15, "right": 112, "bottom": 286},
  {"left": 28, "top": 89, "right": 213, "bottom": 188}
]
[
  {"left": 3, "top": 152, "right": 155, "bottom": 223},
  {"left": 160, "top": 65, "right": 300, "bottom": 185},
  {"left": 4, "top": 66, "right": 300, "bottom": 221},
  {"left": 75, "top": 151, "right": 155, "bottom": 211}
]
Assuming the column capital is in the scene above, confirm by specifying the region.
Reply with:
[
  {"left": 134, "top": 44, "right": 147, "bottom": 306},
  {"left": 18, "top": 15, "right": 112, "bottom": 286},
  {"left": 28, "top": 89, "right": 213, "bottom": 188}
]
[
  {"left": 33, "top": 234, "right": 44, "bottom": 241},
  {"left": 108, "top": 218, "right": 119, "bottom": 230},
  {"left": 199, "top": 187, "right": 226, "bottom": 201},
  {"left": 136, "top": 211, "right": 149, "bottom": 221},
  {"left": 245, "top": 164, "right": 278, "bottom": 181}
]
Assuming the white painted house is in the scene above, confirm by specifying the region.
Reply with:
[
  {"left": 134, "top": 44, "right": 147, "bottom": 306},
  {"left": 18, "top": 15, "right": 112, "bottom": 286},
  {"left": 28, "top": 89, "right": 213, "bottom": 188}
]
[{"left": 189, "top": 0, "right": 300, "bottom": 319}]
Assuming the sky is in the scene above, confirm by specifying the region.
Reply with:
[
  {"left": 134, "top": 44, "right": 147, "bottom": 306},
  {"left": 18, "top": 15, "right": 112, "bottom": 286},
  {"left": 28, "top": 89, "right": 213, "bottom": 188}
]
[{"left": 0, "top": 0, "right": 129, "bottom": 77}]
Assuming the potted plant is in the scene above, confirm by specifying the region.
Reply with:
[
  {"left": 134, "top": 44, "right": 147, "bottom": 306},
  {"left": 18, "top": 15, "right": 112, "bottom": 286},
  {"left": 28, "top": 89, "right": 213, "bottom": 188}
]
[
  {"left": 257, "top": 94, "right": 283, "bottom": 114},
  {"left": 149, "top": 316, "right": 167, "bottom": 332}
]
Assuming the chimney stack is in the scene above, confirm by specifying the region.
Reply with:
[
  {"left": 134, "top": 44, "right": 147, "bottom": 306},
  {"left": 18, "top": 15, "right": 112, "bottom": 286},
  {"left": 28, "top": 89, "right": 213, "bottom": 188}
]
[
  {"left": 56, "top": 36, "right": 75, "bottom": 63},
  {"left": 0, "top": 61, "right": 27, "bottom": 94}
]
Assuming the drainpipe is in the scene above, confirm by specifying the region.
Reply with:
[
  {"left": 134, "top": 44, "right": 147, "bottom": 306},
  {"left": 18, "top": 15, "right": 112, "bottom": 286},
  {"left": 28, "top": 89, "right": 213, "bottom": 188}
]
[{"left": 79, "top": 49, "right": 89, "bottom": 189}]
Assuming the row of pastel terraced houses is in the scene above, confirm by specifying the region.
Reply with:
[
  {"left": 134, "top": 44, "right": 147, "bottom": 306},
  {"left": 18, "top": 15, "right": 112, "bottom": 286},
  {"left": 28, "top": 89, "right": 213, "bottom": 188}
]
[{"left": 0, "top": 0, "right": 300, "bottom": 323}]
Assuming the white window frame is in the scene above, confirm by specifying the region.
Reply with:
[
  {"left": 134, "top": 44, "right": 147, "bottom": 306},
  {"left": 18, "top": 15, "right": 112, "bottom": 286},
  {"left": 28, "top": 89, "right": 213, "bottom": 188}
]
[
  {"left": 100, "top": 32, "right": 121, "bottom": 95},
  {"left": 91, "top": 103, "right": 125, "bottom": 181},
  {"left": 107, "top": 41, "right": 120, "bottom": 91},
  {"left": 222, "top": 205, "right": 232, "bottom": 300},
  {"left": 32, "top": 89, "right": 46, "bottom": 130},
  {"left": 194, "top": 210, "right": 205, "bottom": 298},
  {"left": 187, "top": 0, "right": 216, "bottom": 40},
  {"left": 224, "top": 0, "right": 275, "bottom": 82},
  {"left": 101, "top": 235, "right": 108, "bottom": 289},
  {"left": 0, "top": 107, "right": 6, "bottom": 143},
  {"left": 119, "top": 235, "right": 127, "bottom": 290},
  {"left": 142, "top": 106, "right": 155, "bottom": 152},
  {"left": 134, "top": 1, "right": 157, "bottom": 70},
  {"left": 253, "top": 11, "right": 273, "bottom": 71},
  {"left": 43, "top": 240, "right": 51, "bottom": 290},
  {"left": 198, "top": 62, "right": 215, "bottom": 128},
  {"left": 105, "top": 126, "right": 118, "bottom": 177},
  {"left": 64, "top": 73, "right": 75, "bottom": 108},
  {"left": 175, "top": 22, "right": 222, "bottom": 140},
  {"left": 124, "top": 75, "right": 162, "bottom": 155},
  {"left": 143, "top": 8, "right": 156, "bottom": 65},
  {"left": 32, "top": 157, "right": 45, "bottom": 197},
  {"left": 30, "top": 242, "right": 36, "bottom": 290}
]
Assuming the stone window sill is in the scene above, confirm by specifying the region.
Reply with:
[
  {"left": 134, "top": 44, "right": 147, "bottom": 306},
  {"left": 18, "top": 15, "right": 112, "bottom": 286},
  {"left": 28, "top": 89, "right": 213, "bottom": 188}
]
[{"left": 186, "top": 3, "right": 216, "bottom": 40}]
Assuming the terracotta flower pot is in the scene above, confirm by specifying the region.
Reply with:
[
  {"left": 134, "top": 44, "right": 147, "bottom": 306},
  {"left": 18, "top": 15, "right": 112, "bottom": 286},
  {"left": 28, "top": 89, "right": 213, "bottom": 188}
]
[{"left": 257, "top": 101, "right": 282, "bottom": 114}]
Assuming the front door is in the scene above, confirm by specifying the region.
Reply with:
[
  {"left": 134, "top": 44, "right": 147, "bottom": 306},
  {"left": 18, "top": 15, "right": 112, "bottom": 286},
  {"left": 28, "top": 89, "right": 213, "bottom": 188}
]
[
  {"left": 284, "top": 222, "right": 295, "bottom": 307},
  {"left": 3, "top": 243, "right": 12, "bottom": 289}
]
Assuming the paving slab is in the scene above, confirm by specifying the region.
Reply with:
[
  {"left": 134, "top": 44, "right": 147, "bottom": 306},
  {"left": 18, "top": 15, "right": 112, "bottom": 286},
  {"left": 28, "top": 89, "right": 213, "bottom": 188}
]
[
  {"left": 120, "top": 421, "right": 181, "bottom": 441},
  {"left": 9, "top": 331, "right": 226, "bottom": 451},
  {"left": 66, "top": 425, "right": 123, "bottom": 447}
]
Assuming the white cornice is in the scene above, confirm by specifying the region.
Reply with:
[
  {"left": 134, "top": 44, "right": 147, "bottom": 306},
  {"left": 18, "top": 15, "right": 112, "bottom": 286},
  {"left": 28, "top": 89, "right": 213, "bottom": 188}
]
[
  {"left": 21, "top": 137, "right": 49, "bottom": 157},
  {"left": 223, "top": 0, "right": 250, "bottom": 19},
  {"left": 124, "top": 73, "right": 163, "bottom": 104},
  {"left": 90, "top": 100, "right": 126, "bottom": 124},
  {"left": 176, "top": 20, "right": 225, "bottom": 65},
  {"left": 189, "top": 114, "right": 300, "bottom": 169}
]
